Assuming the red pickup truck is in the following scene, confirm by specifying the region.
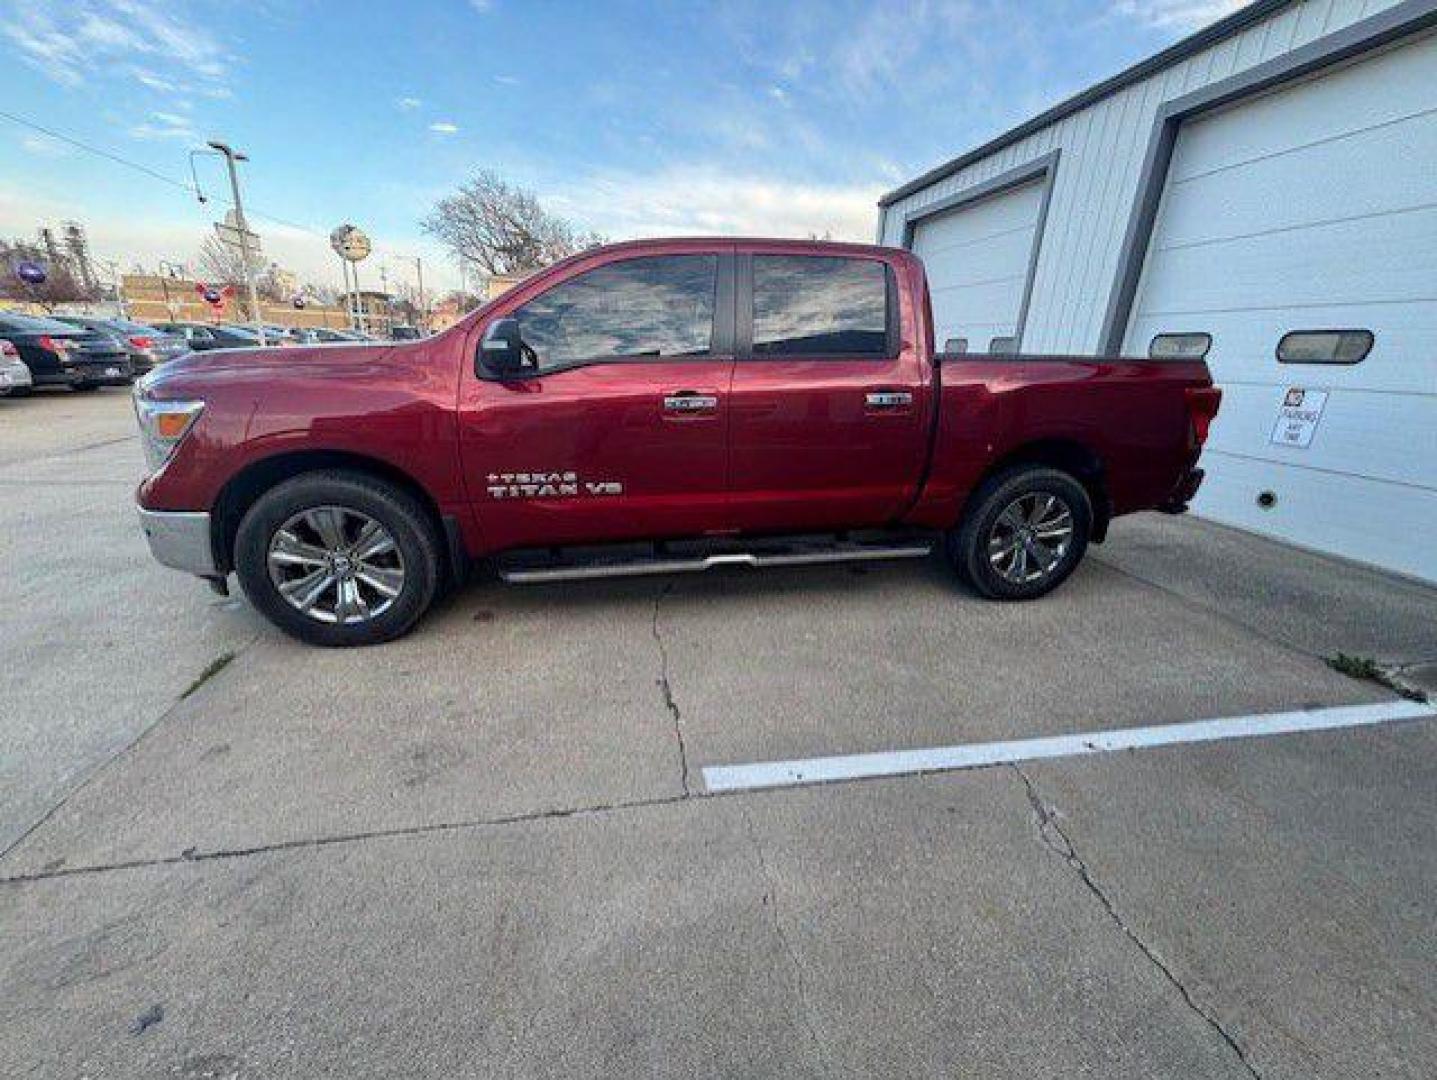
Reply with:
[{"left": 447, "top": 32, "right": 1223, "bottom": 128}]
[{"left": 134, "top": 238, "right": 1219, "bottom": 646}]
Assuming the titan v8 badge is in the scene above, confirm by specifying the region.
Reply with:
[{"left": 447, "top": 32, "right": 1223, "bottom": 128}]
[{"left": 485, "top": 472, "right": 623, "bottom": 499}]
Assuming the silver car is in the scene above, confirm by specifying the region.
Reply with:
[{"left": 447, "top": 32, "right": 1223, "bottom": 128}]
[{"left": 0, "top": 338, "right": 34, "bottom": 395}]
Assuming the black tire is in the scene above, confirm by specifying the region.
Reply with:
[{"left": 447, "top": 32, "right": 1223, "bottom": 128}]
[
  {"left": 234, "top": 471, "right": 441, "bottom": 646},
  {"left": 69, "top": 382, "right": 101, "bottom": 392},
  {"left": 948, "top": 465, "right": 1092, "bottom": 601}
]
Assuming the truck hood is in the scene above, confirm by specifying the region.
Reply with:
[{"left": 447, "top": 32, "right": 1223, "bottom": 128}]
[{"left": 142, "top": 342, "right": 397, "bottom": 390}]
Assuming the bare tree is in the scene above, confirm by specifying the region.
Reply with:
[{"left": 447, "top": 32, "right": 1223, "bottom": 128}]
[
  {"left": 196, "top": 235, "right": 266, "bottom": 291},
  {"left": 422, "top": 170, "right": 604, "bottom": 276},
  {"left": 0, "top": 237, "right": 92, "bottom": 308}
]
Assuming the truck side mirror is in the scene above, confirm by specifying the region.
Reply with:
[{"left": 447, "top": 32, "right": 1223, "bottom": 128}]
[{"left": 478, "top": 317, "right": 536, "bottom": 378}]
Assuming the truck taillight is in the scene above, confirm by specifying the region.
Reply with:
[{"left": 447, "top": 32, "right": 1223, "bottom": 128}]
[
  {"left": 1184, "top": 386, "right": 1222, "bottom": 448},
  {"left": 38, "top": 335, "right": 70, "bottom": 355},
  {"left": 129, "top": 335, "right": 154, "bottom": 349}
]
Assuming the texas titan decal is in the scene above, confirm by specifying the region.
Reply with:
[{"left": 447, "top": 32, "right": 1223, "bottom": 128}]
[{"left": 485, "top": 472, "right": 624, "bottom": 499}]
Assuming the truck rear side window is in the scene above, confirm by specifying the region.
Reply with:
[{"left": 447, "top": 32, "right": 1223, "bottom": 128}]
[
  {"left": 751, "top": 256, "right": 889, "bottom": 357},
  {"left": 515, "top": 254, "right": 717, "bottom": 370}
]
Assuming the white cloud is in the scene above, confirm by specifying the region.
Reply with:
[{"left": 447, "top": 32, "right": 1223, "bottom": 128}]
[
  {"left": 469, "top": 0, "right": 495, "bottom": 12},
  {"left": 493, "top": 74, "right": 520, "bottom": 86},
  {"left": 545, "top": 167, "right": 883, "bottom": 242},
  {"left": 429, "top": 121, "right": 460, "bottom": 134},
  {"left": 397, "top": 96, "right": 422, "bottom": 110},
  {"left": 18, "top": 134, "right": 70, "bottom": 159},
  {"left": 128, "top": 110, "right": 199, "bottom": 144},
  {"left": 1110, "top": 0, "right": 1248, "bottom": 30},
  {"left": 3, "top": 1, "right": 231, "bottom": 96}
]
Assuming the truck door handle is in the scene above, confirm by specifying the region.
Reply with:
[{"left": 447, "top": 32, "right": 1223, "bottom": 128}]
[
  {"left": 865, "top": 390, "right": 913, "bottom": 409},
  {"left": 663, "top": 391, "right": 719, "bottom": 414}
]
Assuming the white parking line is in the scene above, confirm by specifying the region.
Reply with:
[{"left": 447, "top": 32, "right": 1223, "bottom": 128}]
[{"left": 700, "top": 699, "right": 1436, "bottom": 793}]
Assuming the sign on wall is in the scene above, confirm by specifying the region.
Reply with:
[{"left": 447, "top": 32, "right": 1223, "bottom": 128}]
[{"left": 1270, "top": 388, "right": 1329, "bottom": 449}]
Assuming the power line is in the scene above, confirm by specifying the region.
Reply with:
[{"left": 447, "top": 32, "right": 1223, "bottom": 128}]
[
  {"left": 0, "top": 108, "right": 331, "bottom": 242},
  {"left": 1, "top": 109, "right": 449, "bottom": 297},
  {"left": 0, "top": 108, "right": 196, "bottom": 195}
]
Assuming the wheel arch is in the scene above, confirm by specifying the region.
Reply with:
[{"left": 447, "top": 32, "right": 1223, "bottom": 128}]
[
  {"left": 212, "top": 449, "right": 461, "bottom": 578},
  {"left": 970, "top": 438, "right": 1110, "bottom": 542}
]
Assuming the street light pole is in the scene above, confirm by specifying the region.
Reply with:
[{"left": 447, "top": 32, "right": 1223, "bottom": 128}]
[
  {"left": 396, "top": 255, "right": 426, "bottom": 334},
  {"left": 207, "top": 140, "right": 266, "bottom": 346}
]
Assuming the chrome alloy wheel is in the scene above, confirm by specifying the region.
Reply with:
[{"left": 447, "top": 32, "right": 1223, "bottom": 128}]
[
  {"left": 266, "top": 506, "right": 406, "bottom": 625},
  {"left": 987, "top": 493, "right": 1074, "bottom": 585}
]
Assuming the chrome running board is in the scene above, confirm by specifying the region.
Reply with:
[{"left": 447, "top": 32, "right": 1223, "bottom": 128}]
[{"left": 496, "top": 536, "right": 934, "bottom": 584}]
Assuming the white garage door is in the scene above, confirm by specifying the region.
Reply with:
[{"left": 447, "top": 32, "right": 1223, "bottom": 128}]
[
  {"left": 910, "top": 178, "right": 1045, "bottom": 352},
  {"left": 1125, "top": 33, "right": 1437, "bottom": 583}
]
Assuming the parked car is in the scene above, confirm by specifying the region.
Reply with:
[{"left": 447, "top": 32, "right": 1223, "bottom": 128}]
[
  {"left": 153, "top": 322, "right": 265, "bottom": 351},
  {"left": 0, "top": 311, "right": 132, "bottom": 390},
  {"left": 256, "top": 324, "right": 302, "bottom": 346},
  {"left": 389, "top": 324, "right": 422, "bottom": 341},
  {"left": 0, "top": 338, "right": 33, "bottom": 395},
  {"left": 53, "top": 316, "right": 188, "bottom": 374},
  {"left": 301, "top": 327, "right": 370, "bottom": 343},
  {"left": 133, "top": 238, "right": 1220, "bottom": 646}
]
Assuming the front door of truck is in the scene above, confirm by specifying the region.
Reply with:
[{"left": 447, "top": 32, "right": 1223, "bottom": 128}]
[
  {"left": 458, "top": 248, "right": 736, "bottom": 552},
  {"left": 726, "top": 251, "right": 931, "bottom": 532}
]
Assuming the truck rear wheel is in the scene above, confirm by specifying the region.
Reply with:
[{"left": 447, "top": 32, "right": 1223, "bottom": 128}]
[
  {"left": 234, "top": 471, "right": 441, "bottom": 646},
  {"left": 948, "top": 465, "right": 1092, "bottom": 601}
]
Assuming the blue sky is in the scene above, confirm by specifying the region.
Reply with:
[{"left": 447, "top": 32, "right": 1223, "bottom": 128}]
[{"left": 0, "top": 0, "right": 1244, "bottom": 292}]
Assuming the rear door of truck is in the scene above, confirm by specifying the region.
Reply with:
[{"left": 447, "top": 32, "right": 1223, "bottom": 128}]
[{"left": 726, "top": 246, "right": 933, "bottom": 533}]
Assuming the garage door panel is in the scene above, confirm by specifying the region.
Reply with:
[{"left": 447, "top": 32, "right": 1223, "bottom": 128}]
[
  {"left": 1172, "top": 34, "right": 1437, "bottom": 180},
  {"left": 914, "top": 181, "right": 1044, "bottom": 246},
  {"left": 1157, "top": 110, "right": 1437, "bottom": 248},
  {"left": 1192, "top": 452, "right": 1437, "bottom": 584},
  {"left": 915, "top": 220, "right": 1036, "bottom": 261},
  {"left": 1205, "top": 382, "right": 1437, "bottom": 490},
  {"left": 924, "top": 235, "right": 1034, "bottom": 288},
  {"left": 911, "top": 178, "right": 1044, "bottom": 347},
  {"left": 1128, "top": 301, "right": 1437, "bottom": 396},
  {"left": 1135, "top": 207, "right": 1437, "bottom": 316},
  {"left": 930, "top": 275, "right": 1028, "bottom": 312}
]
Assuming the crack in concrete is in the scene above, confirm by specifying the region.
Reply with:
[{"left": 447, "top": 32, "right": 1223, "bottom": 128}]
[
  {"left": 651, "top": 583, "right": 692, "bottom": 797},
  {"left": 4, "top": 433, "right": 139, "bottom": 469},
  {"left": 1, "top": 791, "right": 696, "bottom": 886},
  {"left": 1010, "top": 763, "right": 1262, "bottom": 1080},
  {"left": 741, "top": 804, "right": 829, "bottom": 1074},
  {"left": 0, "top": 632, "right": 263, "bottom": 867}
]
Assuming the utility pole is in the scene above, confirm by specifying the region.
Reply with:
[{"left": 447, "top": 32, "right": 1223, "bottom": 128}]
[
  {"left": 379, "top": 264, "right": 392, "bottom": 335},
  {"left": 158, "top": 259, "right": 185, "bottom": 320},
  {"left": 105, "top": 260, "right": 127, "bottom": 318},
  {"left": 396, "top": 255, "right": 426, "bottom": 334},
  {"left": 206, "top": 140, "right": 266, "bottom": 346}
]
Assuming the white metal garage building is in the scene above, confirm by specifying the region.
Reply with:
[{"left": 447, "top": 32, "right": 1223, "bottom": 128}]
[{"left": 878, "top": 0, "right": 1437, "bottom": 583}]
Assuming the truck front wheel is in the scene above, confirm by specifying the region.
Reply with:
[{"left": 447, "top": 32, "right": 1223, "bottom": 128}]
[
  {"left": 234, "top": 471, "right": 441, "bottom": 646},
  {"left": 948, "top": 465, "right": 1092, "bottom": 601}
]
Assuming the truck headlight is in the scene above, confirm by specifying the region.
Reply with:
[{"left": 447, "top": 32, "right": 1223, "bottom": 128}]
[{"left": 134, "top": 394, "right": 205, "bottom": 473}]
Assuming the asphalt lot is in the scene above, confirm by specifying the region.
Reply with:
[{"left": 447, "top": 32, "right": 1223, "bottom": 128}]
[{"left": 3, "top": 387, "right": 1436, "bottom": 1079}]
